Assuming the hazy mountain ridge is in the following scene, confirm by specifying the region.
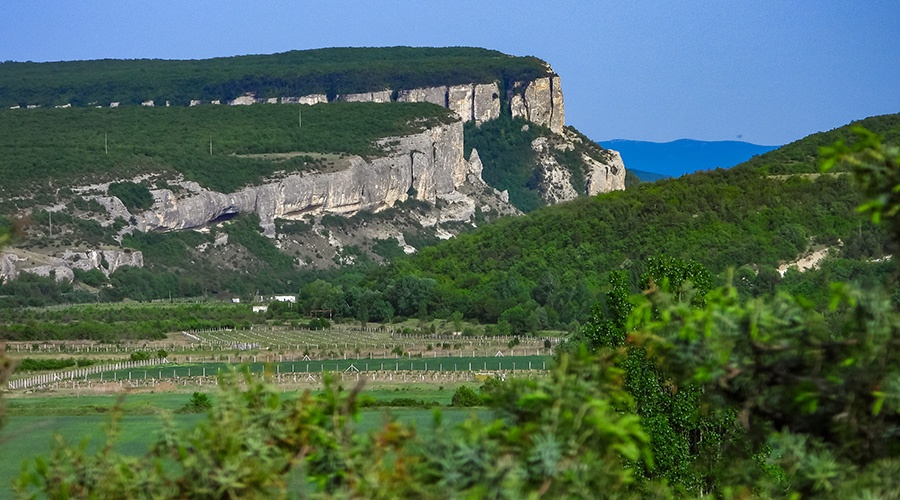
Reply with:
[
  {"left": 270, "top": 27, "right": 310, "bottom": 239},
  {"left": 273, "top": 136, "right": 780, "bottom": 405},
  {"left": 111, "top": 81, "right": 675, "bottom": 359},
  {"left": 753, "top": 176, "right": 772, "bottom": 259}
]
[{"left": 600, "top": 138, "right": 779, "bottom": 177}]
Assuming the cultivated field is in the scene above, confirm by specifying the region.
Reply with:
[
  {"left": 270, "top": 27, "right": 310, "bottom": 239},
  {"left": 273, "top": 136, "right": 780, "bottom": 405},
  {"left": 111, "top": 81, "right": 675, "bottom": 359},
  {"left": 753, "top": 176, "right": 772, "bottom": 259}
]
[{"left": 6, "top": 323, "right": 558, "bottom": 394}]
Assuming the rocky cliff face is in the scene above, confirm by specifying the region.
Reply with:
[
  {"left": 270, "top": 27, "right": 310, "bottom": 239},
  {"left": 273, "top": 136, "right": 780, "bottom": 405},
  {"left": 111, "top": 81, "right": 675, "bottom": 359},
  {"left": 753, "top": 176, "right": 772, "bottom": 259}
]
[
  {"left": 509, "top": 76, "right": 565, "bottom": 134},
  {"left": 393, "top": 82, "right": 503, "bottom": 125},
  {"left": 133, "top": 121, "right": 483, "bottom": 237},
  {"left": 0, "top": 248, "right": 143, "bottom": 284},
  {"left": 79, "top": 73, "right": 620, "bottom": 243},
  {"left": 529, "top": 130, "right": 627, "bottom": 205},
  {"left": 176, "top": 74, "right": 561, "bottom": 132},
  {"left": 585, "top": 149, "right": 627, "bottom": 194}
]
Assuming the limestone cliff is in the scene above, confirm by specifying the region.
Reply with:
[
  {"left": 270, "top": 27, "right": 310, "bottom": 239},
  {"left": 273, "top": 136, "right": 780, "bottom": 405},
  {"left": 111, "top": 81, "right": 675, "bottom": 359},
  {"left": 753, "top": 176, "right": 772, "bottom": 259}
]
[
  {"left": 0, "top": 248, "right": 143, "bottom": 284},
  {"left": 220, "top": 75, "right": 556, "bottom": 132},
  {"left": 509, "top": 76, "right": 565, "bottom": 134},
  {"left": 585, "top": 149, "right": 627, "bottom": 194},
  {"left": 529, "top": 129, "right": 626, "bottom": 205},
  {"left": 134, "top": 121, "right": 481, "bottom": 237}
]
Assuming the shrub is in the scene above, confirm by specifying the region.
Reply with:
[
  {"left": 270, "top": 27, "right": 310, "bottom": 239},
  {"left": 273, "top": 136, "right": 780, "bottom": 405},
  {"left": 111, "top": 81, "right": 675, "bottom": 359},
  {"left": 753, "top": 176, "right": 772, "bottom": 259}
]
[
  {"left": 450, "top": 385, "right": 481, "bottom": 407},
  {"left": 177, "top": 392, "right": 213, "bottom": 413},
  {"left": 129, "top": 351, "right": 151, "bottom": 361}
]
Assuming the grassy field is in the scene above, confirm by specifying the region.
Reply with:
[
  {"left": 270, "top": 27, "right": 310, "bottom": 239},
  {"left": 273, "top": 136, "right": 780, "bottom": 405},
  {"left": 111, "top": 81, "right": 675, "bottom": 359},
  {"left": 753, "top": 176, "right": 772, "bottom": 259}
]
[{"left": 0, "top": 390, "right": 489, "bottom": 496}]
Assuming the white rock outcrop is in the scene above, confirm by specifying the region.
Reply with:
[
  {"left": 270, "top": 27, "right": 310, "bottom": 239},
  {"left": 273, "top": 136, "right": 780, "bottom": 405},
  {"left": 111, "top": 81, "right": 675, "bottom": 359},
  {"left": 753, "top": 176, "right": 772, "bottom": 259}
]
[
  {"left": 23, "top": 265, "right": 74, "bottom": 283},
  {"left": 396, "top": 86, "right": 447, "bottom": 106},
  {"left": 0, "top": 254, "right": 19, "bottom": 283},
  {"left": 529, "top": 132, "right": 626, "bottom": 204},
  {"left": 473, "top": 83, "right": 501, "bottom": 125},
  {"left": 63, "top": 249, "right": 144, "bottom": 276},
  {"left": 230, "top": 94, "right": 258, "bottom": 106},
  {"left": 336, "top": 90, "right": 392, "bottom": 103},
  {"left": 509, "top": 75, "right": 565, "bottom": 134},
  {"left": 435, "top": 82, "right": 502, "bottom": 124},
  {"left": 447, "top": 84, "right": 474, "bottom": 121},
  {"left": 0, "top": 249, "right": 143, "bottom": 283},
  {"left": 281, "top": 94, "right": 328, "bottom": 105},
  {"left": 135, "top": 121, "right": 471, "bottom": 237},
  {"left": 586, "top": 150, "right": 626, "bottom": 194}
]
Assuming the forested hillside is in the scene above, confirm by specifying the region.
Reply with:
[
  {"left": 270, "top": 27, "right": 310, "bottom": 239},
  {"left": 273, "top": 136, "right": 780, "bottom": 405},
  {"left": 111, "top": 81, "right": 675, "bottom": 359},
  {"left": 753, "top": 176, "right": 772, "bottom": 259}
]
[
  {"left": 366, "top": 113, "right": 899, "bottom": 327},
  {"left": 0, "top": 47, "right": 550, "bottom": 107}
]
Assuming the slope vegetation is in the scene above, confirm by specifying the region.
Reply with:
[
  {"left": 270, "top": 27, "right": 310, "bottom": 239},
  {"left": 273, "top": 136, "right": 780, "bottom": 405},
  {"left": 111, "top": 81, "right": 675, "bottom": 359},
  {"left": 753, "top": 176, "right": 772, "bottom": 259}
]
[
  {"left": 0, "top": 47, "right": 551, "bottom": 108},
  {"left": 0, "top": 102, "right": 456, "bottom": 199},
  {"left": 378, "top": 113, "right": 899, "bottom": 324}
]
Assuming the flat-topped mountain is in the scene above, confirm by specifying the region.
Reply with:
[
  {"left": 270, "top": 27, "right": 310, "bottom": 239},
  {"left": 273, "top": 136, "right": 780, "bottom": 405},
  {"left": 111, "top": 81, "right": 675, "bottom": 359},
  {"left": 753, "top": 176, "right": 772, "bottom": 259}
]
[
  {"left": 0, "top": 47, "right": 564, "bottom": 131},
  {"left": 0, "top": 47, "right": 626, "bottom": 294}
]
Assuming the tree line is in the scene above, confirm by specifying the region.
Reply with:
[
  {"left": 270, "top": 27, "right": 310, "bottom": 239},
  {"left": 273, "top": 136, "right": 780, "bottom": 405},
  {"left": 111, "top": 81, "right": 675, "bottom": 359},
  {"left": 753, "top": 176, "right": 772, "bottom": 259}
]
[{"left": 0, "top": 47, "right": 550, "bottom": 108}]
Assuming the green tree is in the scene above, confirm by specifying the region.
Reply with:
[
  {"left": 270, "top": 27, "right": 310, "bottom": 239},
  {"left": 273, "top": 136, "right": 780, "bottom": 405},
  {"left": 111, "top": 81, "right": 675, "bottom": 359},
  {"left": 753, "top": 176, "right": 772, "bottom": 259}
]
[
  {"left": 573, "top": 257, "right": 727, "bottom": 494},
  {"left": 450, "top": 385, "right": 481, "bottom": 407}
]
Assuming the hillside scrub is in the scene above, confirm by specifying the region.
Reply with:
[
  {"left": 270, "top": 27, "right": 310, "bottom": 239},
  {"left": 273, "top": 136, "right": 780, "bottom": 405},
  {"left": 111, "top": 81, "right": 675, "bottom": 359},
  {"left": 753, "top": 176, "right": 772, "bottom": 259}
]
[
  {"left": 388, "top": 165, "right": 890, "bottom": 325},
  {"left": 0, "top": 102, "right": 457, "bottom": 197}
]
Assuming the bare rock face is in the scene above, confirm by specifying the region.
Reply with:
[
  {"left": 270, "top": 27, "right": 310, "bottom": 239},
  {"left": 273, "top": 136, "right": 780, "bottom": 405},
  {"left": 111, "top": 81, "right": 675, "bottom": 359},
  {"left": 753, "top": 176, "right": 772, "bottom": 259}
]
[
  {"left": 23, "top": 265, "right": 74, "bottom": 283},
  {"left": 509, "top": 91, "right": 527, "bottom": 120},
  {"left": 135, "top": 121, "right": 470, "bottom": 237},
  {"left": 549, "top": 75, "right": 565, "bottom": 134},
  {"left": 396, "top": 86, "right": 448, "bottom": 106},
  {"left": 0, "top": 253, "right": 19, "bottom": 283},
  {"left": 441, "top": 83, "right": 501, "bottom": 125},
  {"left": 89, "top": 195, "right": 133, "bottom": 225},
  {"left": 230, "top": 94, "right": 259, "bottom": 106},
  {"left": 300, "top": 94, "right": 328, "bottom": 105},
  {"left": 447, "top": 85, "right": 475, "bottom": 121},
  {"left": 0, "top": 248, "right": 143, "bottom": 283},
  {"left": 509, "top": 76, "right": 565, "bottom": 134},
  {"left": 464, "top": 148, "right": 484, "bottom": 184},
  {"left": 473, "top": 83, "right": 501, "bottom": 125},
  {"left": 281, "top": 94, "right": 326, "bottom": 105},
  {"left": 585, "top": 150, "right": 626, "bottom": 194},
  {"left": 532, "top": 137, "right": 579, "bottom": 204},
  {"left": 524, "top": 77, "right": 553, "bottom": 128},
  {"left": 63, "top": 249, "right": 144, "bottom": 276},
  {"left": 336, "top": 90, "right": 392, "bottom": 103},
  {"left": 528, "top": 130, "right": 626, "bottom": 204}
]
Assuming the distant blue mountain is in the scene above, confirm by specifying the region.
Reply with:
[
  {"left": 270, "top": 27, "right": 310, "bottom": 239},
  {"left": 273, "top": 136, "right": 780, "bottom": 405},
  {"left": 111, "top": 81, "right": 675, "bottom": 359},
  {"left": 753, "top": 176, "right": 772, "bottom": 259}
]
[
  {"left": 628, "top": 169, "right": 671, "bottom": 182},
  {"left": 600, "top": 139, "right": 780, "bottom": 178}
]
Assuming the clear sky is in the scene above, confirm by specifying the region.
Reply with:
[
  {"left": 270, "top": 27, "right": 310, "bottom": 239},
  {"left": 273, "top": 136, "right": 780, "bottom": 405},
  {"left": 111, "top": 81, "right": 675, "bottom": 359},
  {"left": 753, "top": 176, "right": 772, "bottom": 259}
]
[{"left": 3, "top": 0, "right": 898, "bottom": 146}]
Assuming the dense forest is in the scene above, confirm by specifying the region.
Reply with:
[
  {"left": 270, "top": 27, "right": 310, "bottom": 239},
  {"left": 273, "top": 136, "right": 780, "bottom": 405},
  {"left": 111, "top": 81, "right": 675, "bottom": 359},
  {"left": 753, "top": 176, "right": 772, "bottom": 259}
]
[{"left": 0, "top": 47, "right": 550, "bottom": 108}]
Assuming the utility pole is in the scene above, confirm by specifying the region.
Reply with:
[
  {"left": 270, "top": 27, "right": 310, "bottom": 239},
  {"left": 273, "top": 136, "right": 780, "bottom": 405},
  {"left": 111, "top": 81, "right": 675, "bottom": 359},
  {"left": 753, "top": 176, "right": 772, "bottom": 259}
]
[
  {"left": 105, "top": 133, "right": 108, "bottom": 154},
  {"left": 209, "top": 134, "right": 213, "bottom": 155},
  {"left": 299, "top": 107, "right": 302, "bottom": 128}
]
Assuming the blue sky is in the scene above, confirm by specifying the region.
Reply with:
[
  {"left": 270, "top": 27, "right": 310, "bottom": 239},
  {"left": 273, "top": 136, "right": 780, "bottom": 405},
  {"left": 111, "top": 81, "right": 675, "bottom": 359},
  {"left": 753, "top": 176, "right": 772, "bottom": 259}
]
[{"left": 3, "top": 0, "right": 898, "bottom": 146}]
